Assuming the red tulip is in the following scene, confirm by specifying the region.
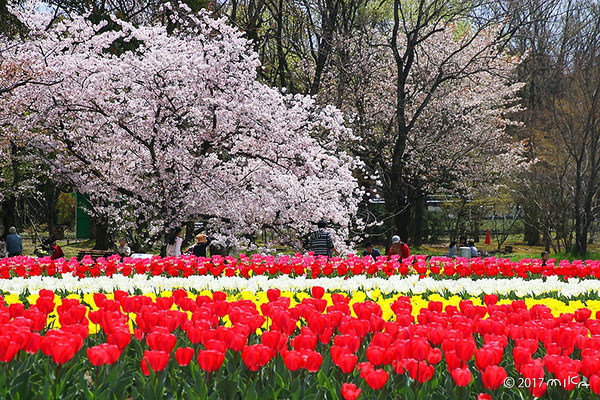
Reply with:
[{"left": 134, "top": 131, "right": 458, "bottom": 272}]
[
  {"left": 366, "top": 345, "right": 386, "bottom": 366},
  {"left": 291, "top": 333, "right": 317, "bottom": 351},
  {"left": 302, "top": 349, "right": 323, "bottom": 372},
  {"left": 454, "top": 338, "right": 476, "bottom": 362},
  {"left": 483, "top": 294, "right": 498, "bottom": 306},
  {"left": 261, "top": 331, "right": 287, "bottom": 353},
  {"left": 197, "top": 349, "right": 225, "bottom": 372},
  {"left": 311, "top": 286, "right": 325, "bottom": 299},
  {"left": 451, "top": 367, "right": 472, "bottom": 387},
  {"left": 141, "top": 350, "right": 170, "bottom": 375},
  {"left": 43, "top": 333, "right": 83, "bottom": 364},
  {"left": 24, "top": 332, "right": 41, "bottom": 354},
  {"left": 156, "top": 297, "right": 174, "bottom": 310},
  {"left": 0, "top": 336, "right": 19, "bottom": 363},
  {"left": 175, "top": 347, "right": 194, "bottom": 366},
  {"left": 341, "top": 383, "right": 361, "bottom": 400},
  {"left": 481, "top": 365, "right": 507, "bottom": 390},
  {"left": 404, "top": 359, "right": 434, "bottom": 383},
  {"left": 36, "top": 297, "right": 55, "bottom": 314},
  {"left": 590, "top": 374, "right": 600, "bottom": 394},
  {"left": 267, "top": 289, "right": 281, "bottom": 302},
  {"left": 529, "top": 382, "right": 547, "bottom": 398},
  {"left": 477, "top": 394, "right": 492, "bottom": 400},
  {"left": 228, "top": 333, "right": 247, "bottom": 352},
  {"left": 408, "top": 339, "right": 430, "bottom": 361},
  {"left": 338, "top": 352, "right": 358, "bottom": 374},
  {"left": 574, "top": 308, "right": 592, "bottom": 322},
  {"left": 87, "top": 344, "right": 121, "bottom": 366},
  {"left": 107, "top": 329, "right": 131, "bottom": 350},
  {"left": 283, "top": 350, "right": 303, "bottom": 371},
  {"left": 147, "top": 331, "right": 177, "bottom": 353},
  {"left": 241, "top": 344, "right": 271, "bottom": 371},
  {"left": 364, "top": 368, "right": 388, "bottom": 390},
  {"left": 475, "top": 348, "right": 497, "bottom": 372}
]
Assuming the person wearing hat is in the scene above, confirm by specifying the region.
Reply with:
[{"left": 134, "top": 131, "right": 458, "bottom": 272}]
[
  {"left": 6, "top": 227, "right": 23, "bottom": 257},
  {"left": 362, "top": 241, "right": 382, "bottom": 261},
  {"left": 186, "top": 234, "right": 212, "bottom": 258},
  {"left": 388, "top": 235, "right": 410, "bottom": 260}
]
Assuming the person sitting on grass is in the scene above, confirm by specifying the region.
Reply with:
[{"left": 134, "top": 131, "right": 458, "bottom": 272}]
[
  {"left": 447, "top": 241, "right": 457, "bottom": 257},
  {"left": 6, "top": 227, "right": 23, "bottom": 257},
  {"left": 362, "top": 241, "right": 382, "bottom": 261},
  {"left": 117, "top": 238, "right": 131, "bottom": 258},
  {"left": 469, "top": 241, "right": 478, "bottom": 257},
  {"left": 389, "top": 235, "right": 410, "bottom": 260},
  {"left": 50, "top": 242, "right": 64, "bottom": 260}
]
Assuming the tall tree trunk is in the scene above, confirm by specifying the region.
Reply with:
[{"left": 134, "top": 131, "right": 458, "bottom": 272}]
[
  {"left": 310, "top": 0, "right": 337, "bottom": 95},
  {"left": 184, "top": 221, "right": 196, "bottom": 249},
  {"left": 44, "top": 183, "right": 59, "bottom": 238},
  {"left": 411, "top": 191, "right": 425, "bottom": 246},
  {"left": 574, "top": 160, "right": 586, "bottom": 254},
  {"left": 524, "top": 221, "right": 541, "bottom": 246},
  {"left": 93, "top": 217, "right": 110, "bottom": 250},
  {"left": 1, "top": 196, "right": 17, "bottom": 235}
]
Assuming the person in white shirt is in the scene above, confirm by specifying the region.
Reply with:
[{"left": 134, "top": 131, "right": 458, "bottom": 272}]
[
  {"left": 469, "top": 241, "right": 478, "bottom": 257},
  {"left": 117, "top": 238, "right": 131, "bottom": 258},
  {"left": 166, "top": 227, "right": 183, "bottom": 257}
]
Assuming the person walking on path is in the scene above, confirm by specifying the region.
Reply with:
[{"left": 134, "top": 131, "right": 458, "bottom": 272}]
[
  {"left": 6, "top": 227, "right": 23, "bottom": 257},
  {"left": 309, "top": 220, "right": 339, "bottom": 257}
]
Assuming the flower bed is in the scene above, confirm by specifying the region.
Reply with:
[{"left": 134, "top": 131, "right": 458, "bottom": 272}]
[
  {"left": 3, "top": 274, "right": 600, "bottom": 299},
  {"left": 1, "top": 284, "right": 600, "bottom": 398},
  {"left": 1, "top": 254, "right": 599, "bottom": 280}
]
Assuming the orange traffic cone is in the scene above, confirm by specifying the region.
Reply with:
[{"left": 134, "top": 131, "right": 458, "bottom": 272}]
[{"left": 485, "top": 229, "right": 491, "bottom": 245}]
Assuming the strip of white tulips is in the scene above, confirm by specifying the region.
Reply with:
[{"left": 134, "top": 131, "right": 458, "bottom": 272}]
[{"left": 0, "top": 274, "right": 598, "bottom": 298}]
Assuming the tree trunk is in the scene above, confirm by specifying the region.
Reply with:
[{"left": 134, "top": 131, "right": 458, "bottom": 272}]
[
  {"left": 44, "top": 183, "right": 59, "bottom": 238},
  {"left": 93, "top": 217, "right": 110, "bottom": 250},
  {"left": 574, "top": 160, "right": 586, "bottom": 254},
  {"left": 524, "top": 223, "right": 540, "bottom": 246},
  {"left": 411, "top": 191, "right": 425, "bottom": 246},
  {"left": 310, "top": 0, "right": 337, "bottom": 95},
  {"left": 1, "top": 196, "right": 17, "bottom": 235},
  {"left": 184, "top": 221, "right": 196, "bottom": 249}
]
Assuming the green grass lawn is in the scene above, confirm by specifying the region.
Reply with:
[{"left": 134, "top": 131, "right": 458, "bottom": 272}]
[{"left": 21, "top": 239, "right": 96, "bottom": 259}]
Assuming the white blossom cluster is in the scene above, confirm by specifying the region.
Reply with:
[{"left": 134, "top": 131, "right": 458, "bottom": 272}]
[{"left": 1, "top": 3, "right": 361, "bottom": 249}]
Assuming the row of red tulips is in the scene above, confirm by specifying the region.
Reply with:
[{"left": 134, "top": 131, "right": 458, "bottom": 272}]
[
  {"left": 0, "top": 287, "right": 599, "bottom": 398},
  {"left": 0, "top": 253, "right": 593, "bottom": 280}
]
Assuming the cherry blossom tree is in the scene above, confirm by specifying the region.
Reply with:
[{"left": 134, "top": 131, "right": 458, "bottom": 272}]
[
  {"left": 321, "top": 26, "right": 525, "bottom": 243},
  {"left": 5, "top": 3, "right": 362, "bottom": 251}
]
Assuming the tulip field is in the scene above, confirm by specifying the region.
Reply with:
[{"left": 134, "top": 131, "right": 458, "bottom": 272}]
[{"left": 1, "top": 255, "right": 600, "bottom": 399}]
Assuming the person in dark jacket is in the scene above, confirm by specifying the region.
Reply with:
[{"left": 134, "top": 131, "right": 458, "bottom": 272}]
[
  {"left": 362, "top": 241, "right": 382, "bottom": 261},
  {"left": 6, "top": 227, "right": 23, "bottom": 257},
  {"left": 186, "top": 234, "right": 212, "bottom": 257}
]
